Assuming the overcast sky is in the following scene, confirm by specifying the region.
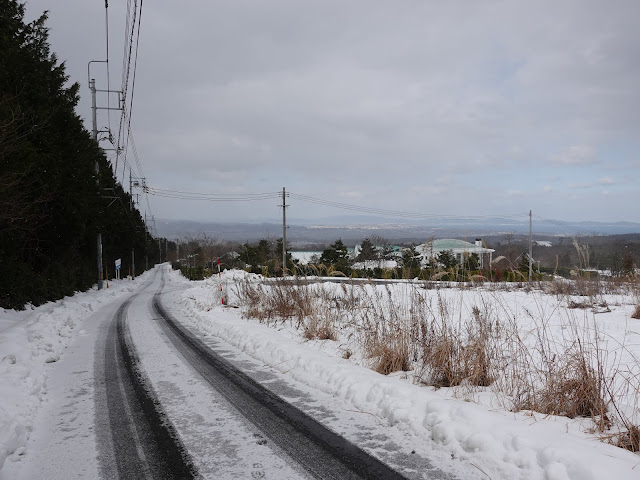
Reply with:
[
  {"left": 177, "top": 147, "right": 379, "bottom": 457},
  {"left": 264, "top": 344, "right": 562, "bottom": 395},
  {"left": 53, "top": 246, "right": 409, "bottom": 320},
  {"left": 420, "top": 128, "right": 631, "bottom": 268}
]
[{"left": 25, "top": 0, "right": 640, "bottom": 225}]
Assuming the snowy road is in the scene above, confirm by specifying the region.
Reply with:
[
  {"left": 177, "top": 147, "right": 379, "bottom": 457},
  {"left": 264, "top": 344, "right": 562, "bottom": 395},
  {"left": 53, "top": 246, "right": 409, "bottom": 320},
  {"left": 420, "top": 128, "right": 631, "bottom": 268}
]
[
  {"left": 4, "top": 267, "right": 442, "bottom": 479},
  {"left": 4, "top": 266, "right": 640, "bottom": 479},
  {"left": 151, "top": 271, "right": 408, "bottom": 479},
  {"left": 97, "top": 286, "right": 196, "bottom": 478}
]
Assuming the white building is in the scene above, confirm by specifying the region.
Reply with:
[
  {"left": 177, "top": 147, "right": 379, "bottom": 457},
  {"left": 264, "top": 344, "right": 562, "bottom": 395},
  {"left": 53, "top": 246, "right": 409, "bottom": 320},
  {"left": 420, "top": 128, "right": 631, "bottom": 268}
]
[{"left": 417, "top": 239, "right": 494, "bottom": 268}]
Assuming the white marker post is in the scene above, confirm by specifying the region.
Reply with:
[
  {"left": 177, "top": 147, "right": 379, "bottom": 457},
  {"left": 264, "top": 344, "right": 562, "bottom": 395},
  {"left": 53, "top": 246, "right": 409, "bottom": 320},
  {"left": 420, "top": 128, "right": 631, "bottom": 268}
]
[{"left": 115, "top": 258, "right": 122, "bottom": 281}]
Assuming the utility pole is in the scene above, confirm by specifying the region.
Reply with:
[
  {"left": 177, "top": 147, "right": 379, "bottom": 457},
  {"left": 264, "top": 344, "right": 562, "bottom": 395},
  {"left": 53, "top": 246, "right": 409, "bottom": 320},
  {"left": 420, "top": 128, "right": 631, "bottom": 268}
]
[
  {"left": 88, "top": 1, "right": 122, "bottom": 289},
  {"left": 128, "top": 169, "right": 134, "bottom": 279},
  {"left": 529, "top": 210, "right": 533, "bottom": 281},
  {"left": 90, "top": 78, "right": 104, "bottom": 290},
  {"left": 144, "top": 212, "right": 148, "bottom": 271},
  {"left": 281, "top": 187, "right": 288, "bottom": 276}
]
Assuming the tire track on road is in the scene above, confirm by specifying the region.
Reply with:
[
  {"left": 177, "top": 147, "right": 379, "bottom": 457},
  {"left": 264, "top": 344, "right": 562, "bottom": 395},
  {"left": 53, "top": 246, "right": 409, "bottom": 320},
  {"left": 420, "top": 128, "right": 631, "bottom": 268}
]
[{"left": 98, "top": 281, "right": 198, "bottom": 479}]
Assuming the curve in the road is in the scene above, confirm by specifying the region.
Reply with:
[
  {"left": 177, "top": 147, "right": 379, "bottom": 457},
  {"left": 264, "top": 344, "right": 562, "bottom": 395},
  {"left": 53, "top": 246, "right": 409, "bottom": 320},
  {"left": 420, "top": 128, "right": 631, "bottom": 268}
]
[
  {"left": 152, "top": 272, "right": 408, "bottom": 480},
  {"left": 99, "top": 289, "right": 198, "bottom": 479}
]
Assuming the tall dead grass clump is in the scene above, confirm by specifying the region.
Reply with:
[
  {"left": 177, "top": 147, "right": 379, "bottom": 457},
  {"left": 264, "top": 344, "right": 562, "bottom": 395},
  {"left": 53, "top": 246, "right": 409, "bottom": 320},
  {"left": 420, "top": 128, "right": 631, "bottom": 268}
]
[
  {"left": 233, "top": 277, "right": 316, "bottom": 326},
  {"left": 360, "top": 285, "right": 412, "bottom": 375},
  {"left": 418, "top": 298, "right": 498, "bottom": 387},
  {"left": 615, "top": 425, "right": 640, "bottom": 452},
  {"left": 234, "top": 276, "right": 347, "bottom": 340},
  {"left": 631, "top": 305, "right": 640, "bottom": 320},
  {"left": 303, "top": 315, "right": 338, "bottom": 341},
  {"left": 233, "top": 278, "right": 266, "bottom": 320},
  {"left": 493, "top": 301, "right": 611, "bottom": 428},
  {"left": 302, "top": 286, "right": 340, "bottom": 341},
  {"left": 532, "top": 350, "right": 607, "bottom": 419}
]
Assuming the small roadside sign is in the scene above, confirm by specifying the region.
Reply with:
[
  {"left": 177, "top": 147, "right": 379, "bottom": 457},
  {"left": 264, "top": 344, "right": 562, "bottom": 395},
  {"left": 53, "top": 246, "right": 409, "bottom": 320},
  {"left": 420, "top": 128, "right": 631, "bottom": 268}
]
[{"left": 114, "top": 258, "right": 122, "bottom": 280}]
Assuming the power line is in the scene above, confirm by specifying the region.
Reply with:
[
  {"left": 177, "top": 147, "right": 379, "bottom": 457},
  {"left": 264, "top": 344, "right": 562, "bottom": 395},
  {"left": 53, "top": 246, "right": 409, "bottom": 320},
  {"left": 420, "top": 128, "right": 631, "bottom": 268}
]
[
  {"left": 128, "top": 128, "right": 144, "bottom": 178},
  {"left": 288, "top": 193, "right": 527, "bottom": 220},
  {"left": 115, "top": 0, "right": 140, "bottom": 177},
  {"left": 145, "top": 188, "right": 280, "bottom": 202},
  {"left": 143, "top": 186, "right": 527, "bottom": 220},
  {"left": 123, "top": 0, "right": 143, "bottom": 180}
]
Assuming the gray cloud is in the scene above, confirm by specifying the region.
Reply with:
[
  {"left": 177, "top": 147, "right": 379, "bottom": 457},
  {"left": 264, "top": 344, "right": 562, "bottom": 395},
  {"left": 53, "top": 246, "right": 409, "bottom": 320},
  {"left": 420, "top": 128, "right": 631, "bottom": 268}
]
[
  {"left": 25, "top": 0, "right": 640, "bottom": 223},
  {"left": 549, "top": 145, "right": 598, "bottom": 166}
]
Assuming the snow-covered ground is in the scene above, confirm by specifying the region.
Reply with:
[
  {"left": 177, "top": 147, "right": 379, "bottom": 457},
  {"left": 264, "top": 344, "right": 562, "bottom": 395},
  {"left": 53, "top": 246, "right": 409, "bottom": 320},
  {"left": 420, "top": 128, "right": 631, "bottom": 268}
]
[
  {"left": 1, "top": 267, "right": 639, "bottom": 479},
  {"left": 290, "top": 251, "right": 322, "bottom": 265},
  {"left": 351, "top": 259, "right": 399, "bottom": 270},
  {"left": 184, "top": 271, "right": 640, "bottom": 479},
  {"left": 0, "top": 273, "right": 154, "bottom": 472}
]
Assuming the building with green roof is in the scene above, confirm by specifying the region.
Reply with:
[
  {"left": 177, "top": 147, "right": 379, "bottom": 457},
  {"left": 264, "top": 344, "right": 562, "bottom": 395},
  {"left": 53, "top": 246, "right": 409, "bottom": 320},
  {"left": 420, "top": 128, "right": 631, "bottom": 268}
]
[{"left": 418, "top": 239, "right": 494, "bottom": 268}]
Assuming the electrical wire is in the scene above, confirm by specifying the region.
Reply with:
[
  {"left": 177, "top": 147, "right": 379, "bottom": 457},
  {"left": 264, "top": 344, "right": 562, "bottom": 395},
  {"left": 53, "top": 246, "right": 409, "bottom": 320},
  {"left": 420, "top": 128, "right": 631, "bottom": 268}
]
[
  {"left": 122, "top": 0, "right": 143, "bottom": 181},
  {"left": 115, "top": 0, "right": 138, "bottom": 177},
  {"left": 145, "top": 188, "right": 280, "bottom": 202},
  {"left": 288, "top": 193, "right": 527, "bottom": 220},
  {"left": 128, "top": 129, "right": 144, "bottom": 179},
  {"left": 143, "top": 186, "right": 527, "bottom": 221},
  {"left": 531, "top": 213, "right": 616, "bottom": 233}
]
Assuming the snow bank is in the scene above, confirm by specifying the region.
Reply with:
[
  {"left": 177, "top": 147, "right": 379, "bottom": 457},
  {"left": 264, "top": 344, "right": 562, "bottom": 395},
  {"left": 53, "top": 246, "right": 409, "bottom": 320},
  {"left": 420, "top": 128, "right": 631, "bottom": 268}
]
[
  {"left": 177, "top": 270, "right": 640, "bottom": 480},
  {"left": 0, "top": 273, "right": 151, "bottom": 470}
]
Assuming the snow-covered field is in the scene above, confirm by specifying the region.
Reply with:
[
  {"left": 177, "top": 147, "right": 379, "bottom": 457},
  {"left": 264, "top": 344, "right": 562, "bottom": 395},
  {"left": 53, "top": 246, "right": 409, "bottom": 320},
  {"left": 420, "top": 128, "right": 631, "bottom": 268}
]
[
  {"left": 183, "top": 271, "right": 640, "bottom": 479},
  {"left": 1, "top": 267, "right": 639, "bottom": 479}
]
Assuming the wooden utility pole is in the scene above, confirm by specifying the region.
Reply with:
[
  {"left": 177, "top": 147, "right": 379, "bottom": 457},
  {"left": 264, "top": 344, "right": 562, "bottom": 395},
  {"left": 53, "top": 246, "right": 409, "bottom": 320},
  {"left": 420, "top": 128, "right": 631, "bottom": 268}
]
[
  {"left": 529, "top": 210, "right": 533, "bottom": 281},
  {"left": 282, "top": 187, "right": 288, "bottom": 275}
]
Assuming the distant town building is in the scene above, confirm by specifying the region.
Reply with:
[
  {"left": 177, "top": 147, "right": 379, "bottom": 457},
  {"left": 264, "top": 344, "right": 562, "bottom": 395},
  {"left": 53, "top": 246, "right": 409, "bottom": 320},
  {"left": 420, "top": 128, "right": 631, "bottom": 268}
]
[{"left": 418, "top": 239, "right": 494, "bottom": 268}]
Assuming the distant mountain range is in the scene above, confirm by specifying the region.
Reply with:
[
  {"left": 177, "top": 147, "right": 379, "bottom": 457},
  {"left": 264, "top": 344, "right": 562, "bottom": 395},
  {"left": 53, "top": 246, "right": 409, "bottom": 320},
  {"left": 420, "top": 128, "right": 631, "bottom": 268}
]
[{"left": 155, "top": 216, "right": 640, "bottom": 245}]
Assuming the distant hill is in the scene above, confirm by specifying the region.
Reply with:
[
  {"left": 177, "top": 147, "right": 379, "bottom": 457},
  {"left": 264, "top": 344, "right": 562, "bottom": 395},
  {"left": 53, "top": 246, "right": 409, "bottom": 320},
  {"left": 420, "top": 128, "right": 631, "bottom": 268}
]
[{"left": 156, "top": 217, "right": 640, "bottom": 245}]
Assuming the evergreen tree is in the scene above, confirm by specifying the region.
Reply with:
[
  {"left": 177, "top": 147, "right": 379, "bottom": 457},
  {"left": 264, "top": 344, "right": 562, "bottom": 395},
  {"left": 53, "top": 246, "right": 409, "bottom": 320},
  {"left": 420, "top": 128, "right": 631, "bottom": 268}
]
[
  {"left": 357, "top": 238, "right": 377, "bottom": 261},
  {"left": 437, "top": 250, "right": 457, "bottom": 269},
  {"left": 320, "top": 238, "right": 351, "bottom": 273},
  {"left": 401, "top": 244, "right": 421, "bottom": 278},
  {"left": 0, "top": 1, "right": 155, "bottom": 308},
  {"left": 464, "top": 253, "right": 480, "bottom": 271}
]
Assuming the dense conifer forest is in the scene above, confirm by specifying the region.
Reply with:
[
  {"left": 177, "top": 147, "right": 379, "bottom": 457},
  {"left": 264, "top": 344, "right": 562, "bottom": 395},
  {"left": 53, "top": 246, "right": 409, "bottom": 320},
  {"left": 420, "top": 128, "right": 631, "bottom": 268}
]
[{"left": 0, "top": 1, "right": 159, "bottom": 309}]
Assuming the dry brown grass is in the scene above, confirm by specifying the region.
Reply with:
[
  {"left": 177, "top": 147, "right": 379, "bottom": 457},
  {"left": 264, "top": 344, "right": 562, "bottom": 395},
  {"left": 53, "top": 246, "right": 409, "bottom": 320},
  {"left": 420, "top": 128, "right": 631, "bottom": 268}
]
[
  {"left": 370, "top": 341, "right": 411, "bottom": 375},
  {"left": 417, "top": 301, "right": 497, "bottom": 387},
  {"left": 631, "top": 304, "right": 640, "bottom": 319},
  {"left": 233, "top": 278, "right": 317, "bottom": 326},
  {"left": 358, "top": 285, "right": 413, "bottom": 375},
  {"left": 616, "top": 425, "right": 640, "bottom": 452},
  {"left": 567, "top": 299, "right": 592, "bottom": 309},
  {"left": 530, "top": 354, "right": 607, "bottom": 419},
  {"left": 231, "top": 273, "right": 640, "bottom": 452},
  {"left": 303, "top": 315, "right": 338, "bottom": 341}
]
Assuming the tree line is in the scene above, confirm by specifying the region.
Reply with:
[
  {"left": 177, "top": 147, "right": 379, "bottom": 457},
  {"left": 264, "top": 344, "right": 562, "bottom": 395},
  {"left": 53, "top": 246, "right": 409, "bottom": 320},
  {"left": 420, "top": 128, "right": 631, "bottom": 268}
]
[
  {"left": 171, "top": 231, "right": 638, "bottom": 282},
  {"left": 171, "top": 235, "right": 494, "bottom": 281}
]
